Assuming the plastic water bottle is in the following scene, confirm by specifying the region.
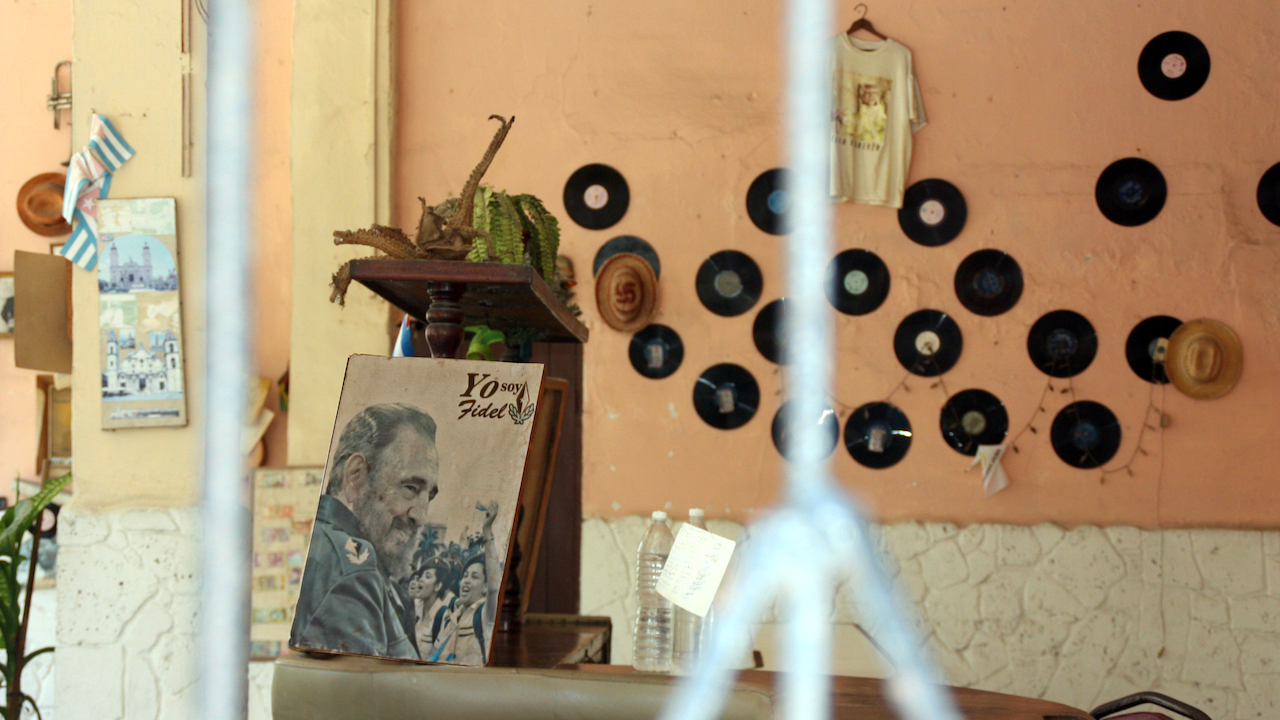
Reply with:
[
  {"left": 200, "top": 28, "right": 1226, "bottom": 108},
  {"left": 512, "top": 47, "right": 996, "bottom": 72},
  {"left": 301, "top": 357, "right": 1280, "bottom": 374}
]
[
  {"left": 672, "top": 508, "right": 707, "bottom": 672},
  {"left": 633, "top": 510, "right": 674, "bottom": 673}
]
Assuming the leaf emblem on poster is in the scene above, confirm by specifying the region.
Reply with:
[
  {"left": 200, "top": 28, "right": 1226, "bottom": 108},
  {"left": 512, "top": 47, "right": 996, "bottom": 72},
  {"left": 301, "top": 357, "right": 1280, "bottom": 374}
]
[
  {"left": 508, "top": 384, "right": 536, "bottom": 424},
  {"left": 344, "top": 538, "right": 370, "bottom": 565}
]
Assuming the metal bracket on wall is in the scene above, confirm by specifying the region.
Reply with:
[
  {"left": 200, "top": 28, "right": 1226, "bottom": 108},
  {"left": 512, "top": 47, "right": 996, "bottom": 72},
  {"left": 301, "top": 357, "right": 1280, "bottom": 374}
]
[
  {"left": 47, "top": 61, "right": 72, "bottom": 128},
  {"left": 47, "top": 61, "right": 73, "bottom": 162}
]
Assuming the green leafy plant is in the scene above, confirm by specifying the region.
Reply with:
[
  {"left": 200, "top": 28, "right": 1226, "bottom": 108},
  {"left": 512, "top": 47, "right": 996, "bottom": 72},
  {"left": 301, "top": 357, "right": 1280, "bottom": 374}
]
[
  {"left": 328, "top": 115, "right": 575, "bottom": 313},
  {"left": 458, "top": 188, "right": 559, "bottom": 278},
  {"left": 0, "top": 473, "right": 71, "bottom": 720}
]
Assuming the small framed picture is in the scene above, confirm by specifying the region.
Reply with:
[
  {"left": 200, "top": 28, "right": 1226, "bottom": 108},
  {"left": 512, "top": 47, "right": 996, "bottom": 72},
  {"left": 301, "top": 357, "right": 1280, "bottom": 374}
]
[
  {"left": 0, "top": 272, "right": 14, "bottom": 337},
  {"left": 49, "top": 243, "right": 65, "bottom": 256}
]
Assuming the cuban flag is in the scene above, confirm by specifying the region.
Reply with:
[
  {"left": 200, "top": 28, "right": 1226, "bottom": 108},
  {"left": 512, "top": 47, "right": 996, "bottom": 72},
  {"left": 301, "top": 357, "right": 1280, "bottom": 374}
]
[
  {"left": 60, "top": 114, "right": 135, "bottom": 271},
  {"left": 391, "top": 315, "right": 416, "bottom": 357}
]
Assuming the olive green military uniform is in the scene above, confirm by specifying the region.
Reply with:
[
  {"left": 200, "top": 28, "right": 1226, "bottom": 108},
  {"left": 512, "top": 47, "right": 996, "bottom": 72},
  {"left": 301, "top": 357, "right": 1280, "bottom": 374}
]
[{"left": 289, "top": 495, "right": 418, "bottom": 659}]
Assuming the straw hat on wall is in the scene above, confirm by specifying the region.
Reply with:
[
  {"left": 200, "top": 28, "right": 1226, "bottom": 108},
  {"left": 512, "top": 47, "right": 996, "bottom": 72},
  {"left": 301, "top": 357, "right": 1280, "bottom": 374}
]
[
  {"left": 16, "top": 172, "right": 71, "bottom": 237},
  {"left": 1164, "top": 318, "right": 1242, "bottom": 399},
  {"left": 595, "top": 252, "right": 657, "bottom": 333}
]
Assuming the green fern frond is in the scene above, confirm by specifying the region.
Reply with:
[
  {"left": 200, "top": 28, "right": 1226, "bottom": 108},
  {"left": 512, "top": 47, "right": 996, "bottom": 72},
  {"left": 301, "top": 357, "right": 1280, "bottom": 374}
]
[
  {"left": 515, "top": 195, "right": 560, "bottom": 281},
  {"left": 492, "top": 192, "right": 523, "bottom": 264},
  {"left": 488, "top": 196, "right": 513, "bottom": 263},
  {"left": 471, "top": 187, "right": 494, "bottom": 260},
  {"left": 516, "top": 206, "right": 541, "bottom": 275}
]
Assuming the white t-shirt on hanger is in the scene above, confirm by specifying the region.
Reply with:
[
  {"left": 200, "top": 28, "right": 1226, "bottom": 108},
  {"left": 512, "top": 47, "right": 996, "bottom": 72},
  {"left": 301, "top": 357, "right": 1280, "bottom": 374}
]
[{"left": 829, "top": 35, "right": 927, "bottom": 208}]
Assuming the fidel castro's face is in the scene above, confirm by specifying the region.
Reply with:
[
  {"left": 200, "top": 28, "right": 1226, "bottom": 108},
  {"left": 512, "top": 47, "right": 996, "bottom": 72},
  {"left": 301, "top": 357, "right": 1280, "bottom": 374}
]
[{"left": 353, "top": 426, "right": 439, "bottom": 567}]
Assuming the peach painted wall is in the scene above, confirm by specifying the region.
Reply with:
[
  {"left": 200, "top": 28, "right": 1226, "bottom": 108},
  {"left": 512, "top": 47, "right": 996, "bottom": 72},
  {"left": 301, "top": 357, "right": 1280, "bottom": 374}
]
[
  {"left": 253, "top": 0, "right": 293, "bottom": 467},
  {"left": 0, "top": 0, "right": 72, "bottom": 487},
  {"left": 394, "top": 0, "right": 1280, "bottom": 529}
]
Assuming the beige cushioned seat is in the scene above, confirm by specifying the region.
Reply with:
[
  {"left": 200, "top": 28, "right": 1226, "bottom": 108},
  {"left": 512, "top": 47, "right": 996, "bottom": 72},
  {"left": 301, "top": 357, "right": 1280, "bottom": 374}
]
[{"left": 272, "top": 654, "right": 774, "bottom": 720}]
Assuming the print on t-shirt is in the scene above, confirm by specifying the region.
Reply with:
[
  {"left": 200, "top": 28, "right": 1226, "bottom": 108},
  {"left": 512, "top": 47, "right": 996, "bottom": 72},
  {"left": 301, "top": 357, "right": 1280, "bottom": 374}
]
[{"left": 835, "top": 73, "right": 892, "bottom": 151}]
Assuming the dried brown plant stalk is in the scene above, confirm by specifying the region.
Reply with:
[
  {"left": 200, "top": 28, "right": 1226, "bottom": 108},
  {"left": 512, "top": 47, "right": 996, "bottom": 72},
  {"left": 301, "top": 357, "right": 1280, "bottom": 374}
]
[{"left": 329, "top": 115, "right": 515, "bottom": 305}]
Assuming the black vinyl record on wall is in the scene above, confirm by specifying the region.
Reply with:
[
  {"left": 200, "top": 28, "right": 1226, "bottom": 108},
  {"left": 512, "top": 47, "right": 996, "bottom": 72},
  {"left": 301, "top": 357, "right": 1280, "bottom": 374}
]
[
  {"left": 825, "top": 249, "right": 890, "bottom": 316},
  {"left": 1096, "top": 158, "right": 1167, "bottom": 227},
  {"left": 954, "top": 249, "right": 1023, "bottom": 317},
  {"left": 696, "top": 250, "right": 763, "bottom": 317},
  {"left": 893, "top": 309, "right": 963, "bottom": 376},
  {"left": 1138, "top": 31, "right": 1210, "bottom": 101},
  {"left": 693, "top": 364, "right": 759, "bottom": 430},
  {"left": 898, "top": 179, "right": 967, "bottom": 247},
  {"left": 564, "top": 164, "right": 630, "bottom": 230},
  {"left": 1125, "top": 315, "right": 1182, "bottom": 384},
  {"left": 772, "top": 400, "right": 839, "bottom": 462},
  {"left": 1258, "top": 162, "right": 1280, "bottom": 227},
  {"left": 593, "top": 236, "right": 661, "bottom": 279},
  {"left": 753, "top": 299, "right": 790, "bottom": 365},
  {"left": 844, "top": 401, "right": 913, "bottom": 469},
  {"left": 746, "top": 168, "right": 793, "bottom": 235},
  {"left": 1051, "top": 401, "right": 1122, "bottom": 469},
  {"left": 939, "top": 389, "right": 1009, "bottom": 456},
  {"left": 629, "top": 324, "right": 683, "bottom": 379},
  {"left": 1027, "top": 310, "right": 1098, "bottom": 378}
]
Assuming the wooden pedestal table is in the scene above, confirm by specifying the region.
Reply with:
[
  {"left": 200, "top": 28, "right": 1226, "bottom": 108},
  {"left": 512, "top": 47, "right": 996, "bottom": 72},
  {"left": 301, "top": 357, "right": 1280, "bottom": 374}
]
[{"left": 349, "top": 258, "right": 588, "bottom": 359}]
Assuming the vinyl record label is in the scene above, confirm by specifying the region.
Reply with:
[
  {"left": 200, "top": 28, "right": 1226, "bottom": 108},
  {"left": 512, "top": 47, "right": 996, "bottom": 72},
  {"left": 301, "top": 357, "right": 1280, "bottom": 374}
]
[
  {"left": 753, "top": 299, "right": 790, "bottom": 365},
  {"left": 844, "top": 401, "right": 913, "bottom": 469},
  {"left": 1257, "top": 162, "right": 1280, "bottom": 227},
  {"left": 693, "top": 364, "right": 759, "bottom": 430},
  {"left": 898, "top": 179, "right": 967, "bottom": 247},
  {"left": 1138, "top": 31, "right": 1210, "bottom": 101},
  {"left": 825, "top": 249, "right": 890, "bottom": 315},
  {"left": 593, "top": 235, "right": 661, "bottom": 279},
  {"left": 954, "top": 249, "right": 1023, "bottom": 317},
  {"left": 772, "top": 400, "right": 839, "bottom": 462},
  {"left": 746, "top": 168, "right": 793, "bottom": 235},
  {"left": 564, "top": 164, "right": 630, "bottom": 230},
  {"left": 696, "top": 250, "right": 763, "bottom": 317},
  {"left": 1096, "top": 158, "right": 1167, "bottom": 227},
  {"left": 1051, "top": 401, "right": 1122, "bottom": 469},
  {"left": 894, "top": 309, "right": 963, "bottom": 376},
  {"left": 1125, "top": 315, "right": 1182, "bottom": 384},
  {"left": 630, "top": 324, "right": 683, "bottom": 379},
  {"left": 940, "top": 389, "right": 1009, "bottom": 456},
  {"left": 1027, "top": 310, "right": 1098, "bottom": 378}
]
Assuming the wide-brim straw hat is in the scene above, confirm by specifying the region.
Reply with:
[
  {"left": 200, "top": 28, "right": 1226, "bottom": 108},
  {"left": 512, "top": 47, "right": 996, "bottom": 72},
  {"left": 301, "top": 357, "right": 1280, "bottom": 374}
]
[
  {"left": 16, "top": 172, "right": 71, "bottom": 237},
  {"left": 595, "top": 252, "right": 657, "bottom": 332},
  {"left": 1165, "top": 318, "right": 1242, "bottom": 399}
]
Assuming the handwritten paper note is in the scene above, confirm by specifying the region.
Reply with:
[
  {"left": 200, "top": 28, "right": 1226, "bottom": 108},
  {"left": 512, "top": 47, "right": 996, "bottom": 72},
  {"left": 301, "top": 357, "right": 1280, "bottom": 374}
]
[{"left": 657, "top": 524, "right": 736, "bottom": 617}]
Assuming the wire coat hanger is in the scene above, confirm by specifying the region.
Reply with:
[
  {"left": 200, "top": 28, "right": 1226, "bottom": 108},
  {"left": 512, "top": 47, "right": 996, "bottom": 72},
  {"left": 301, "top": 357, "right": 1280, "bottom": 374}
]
[{"left": 846, "top": 4, "right": 887, "bottom": 40}]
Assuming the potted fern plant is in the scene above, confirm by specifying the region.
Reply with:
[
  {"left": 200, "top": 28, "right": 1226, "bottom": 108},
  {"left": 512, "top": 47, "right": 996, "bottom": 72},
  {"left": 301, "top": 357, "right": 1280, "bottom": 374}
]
[{"left": 327, "top": 115, "right": 573, "bottom": 313}]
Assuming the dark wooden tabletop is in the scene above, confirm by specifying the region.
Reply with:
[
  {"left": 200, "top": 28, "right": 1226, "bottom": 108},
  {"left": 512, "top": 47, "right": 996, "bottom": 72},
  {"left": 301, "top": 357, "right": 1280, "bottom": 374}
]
[
  {"left": 563, "top": 664, "right": 1093, "bottom": 720},
  {"left": 349, "top": 258, "right": 589, "bottom": 343}
]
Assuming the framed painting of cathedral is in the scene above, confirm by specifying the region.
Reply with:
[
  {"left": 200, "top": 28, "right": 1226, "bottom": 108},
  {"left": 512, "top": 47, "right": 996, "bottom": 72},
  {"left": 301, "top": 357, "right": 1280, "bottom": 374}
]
[{"left": 97, "top": 198, "right": 188, "bottom": 429}]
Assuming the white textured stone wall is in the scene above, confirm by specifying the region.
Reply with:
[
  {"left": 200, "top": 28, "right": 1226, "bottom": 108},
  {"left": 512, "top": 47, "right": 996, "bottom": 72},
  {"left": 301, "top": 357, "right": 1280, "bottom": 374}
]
[
  {"left": 56, "top": 507, "right": 200, "bottom": 720},
  {"left": 55, "top": 507, "right": 276, "bottom": 720},
  {"left": 584, "top": 517, "right": 1280, "bottom": 719},
  {"left": 17, "top": 588, "right": 57, "bottom": 720}
]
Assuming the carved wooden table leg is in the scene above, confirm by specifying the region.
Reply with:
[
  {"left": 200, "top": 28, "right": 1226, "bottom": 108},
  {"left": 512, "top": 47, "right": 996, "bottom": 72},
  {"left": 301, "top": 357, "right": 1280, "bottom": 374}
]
[{"left": 425, "top": 281, "right": 467, "bottom": 358}]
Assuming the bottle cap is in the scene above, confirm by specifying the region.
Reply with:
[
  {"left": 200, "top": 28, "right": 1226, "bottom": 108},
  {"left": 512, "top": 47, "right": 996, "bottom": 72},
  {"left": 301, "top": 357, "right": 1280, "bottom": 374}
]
[
  {"left": 652, "top": 510, "right": 668, "bottom": 521},
  {"left": 689, "top": 508, "right": 705, "bottom": 518}
]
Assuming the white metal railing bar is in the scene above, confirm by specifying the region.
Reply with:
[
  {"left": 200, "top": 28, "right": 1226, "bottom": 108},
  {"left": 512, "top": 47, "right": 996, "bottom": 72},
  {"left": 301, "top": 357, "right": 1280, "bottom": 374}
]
[
  {"left": 658, "top": 0, "right": 965, "bottom": 717},
  {"left": 200, "top": 0, "right": 255, "bottom": 718}
]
